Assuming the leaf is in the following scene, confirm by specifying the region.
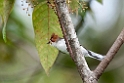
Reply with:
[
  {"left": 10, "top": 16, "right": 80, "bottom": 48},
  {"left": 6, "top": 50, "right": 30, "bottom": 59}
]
[
  {"left": 67, "top": 0, "right": 79, "bottom": 13},
  {"left": 0, "top": 0, "right": 15, "bottom": 42},
  {"left": 97, "top": 0, "right": 103, "bottom": 4},
  {"left": 32, "top": 2, "right": 62, "bottom": 74},
  {"left": 67, "top": 0, "right": 89, "bottom": 16},
  {"left": 29, "top": 0, "right": 45, "bottom": 6}
]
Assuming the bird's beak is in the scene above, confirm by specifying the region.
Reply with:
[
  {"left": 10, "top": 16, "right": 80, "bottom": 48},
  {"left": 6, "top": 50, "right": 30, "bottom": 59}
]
[{"left": 47, "top": 41, "right": 50, "bottom": 44}]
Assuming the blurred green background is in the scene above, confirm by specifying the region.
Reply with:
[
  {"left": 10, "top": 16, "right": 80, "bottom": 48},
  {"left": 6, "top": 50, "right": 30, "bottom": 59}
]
[{"left": 0, "top": 0, "right": 124, "bottom": 83}]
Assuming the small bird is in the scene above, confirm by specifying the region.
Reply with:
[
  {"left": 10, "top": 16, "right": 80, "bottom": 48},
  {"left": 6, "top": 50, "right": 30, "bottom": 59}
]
[{"left": 47, "top": 33, "right": 105, "bottom": 61}]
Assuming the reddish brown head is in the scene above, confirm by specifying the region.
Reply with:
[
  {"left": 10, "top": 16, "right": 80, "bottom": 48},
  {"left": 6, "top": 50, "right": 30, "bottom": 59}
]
[{"left": 47, "top": 33, "right": 59, "bottom": 44}]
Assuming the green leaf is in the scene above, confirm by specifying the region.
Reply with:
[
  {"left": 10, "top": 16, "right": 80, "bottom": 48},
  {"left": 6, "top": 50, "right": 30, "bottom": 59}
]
[
  {"left": 0, "top": 0, "right": 15, "bottom": 42},
  {"left": 68, "top": 0, "right": 79, "bottom": 13},
  {"left": 32, "top": 2, "right": 62, "bottom": 74},
  {"left": 97, "top": 0, "right": 103, "bottom": 4},
  {"left": 67, "top": 0, "right": 89, "bottom": 16},
  {"left": 29, "top": 0, "right": 45, "bottom": 5}
]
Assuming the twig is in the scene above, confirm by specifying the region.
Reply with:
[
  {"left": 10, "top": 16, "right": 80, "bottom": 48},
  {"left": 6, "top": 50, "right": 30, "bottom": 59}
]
[{"left": 94, "top": 28, "right": 124, "bottom": 78}]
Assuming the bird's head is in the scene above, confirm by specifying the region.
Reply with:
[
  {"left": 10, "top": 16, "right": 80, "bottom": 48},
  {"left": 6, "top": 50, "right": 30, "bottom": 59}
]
[{"left": 47, "top": 33, "right": 59, "bottom": 45}]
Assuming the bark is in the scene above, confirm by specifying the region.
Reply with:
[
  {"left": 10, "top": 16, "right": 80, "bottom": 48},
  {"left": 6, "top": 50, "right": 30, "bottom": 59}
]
[
  {"left": 94, "top": 29, "right": 124, "bottom": 78},
  {"left": 54, "top": 0, "right": 98, "bottom": 83},
  {"left": 54, "top": 0, "right": 124, "bottom": 83}
]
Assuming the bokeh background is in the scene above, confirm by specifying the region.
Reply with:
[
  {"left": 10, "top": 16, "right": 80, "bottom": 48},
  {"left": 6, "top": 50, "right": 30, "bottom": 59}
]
[{"left": 0, "top": 0, "right": 124, "bottom": 83}]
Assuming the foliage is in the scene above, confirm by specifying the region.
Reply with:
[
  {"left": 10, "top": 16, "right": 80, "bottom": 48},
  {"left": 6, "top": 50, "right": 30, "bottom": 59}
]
[
  {"left": 32, "top": 2, "right": 62, "bottom": 74},
  {"left": 1, "top": 0, "right": 124, "bottom": 83},
  {"left": 97, "top": 0, "right": 103, "bottom": 4},
  {"left": 0, "top": 0, "right": 15, "bottom": 42},
  {"left": 32, "top": 0, "right": 91, "bottom": 74},
  {"left": 0, "top": 0, "right": 103, "bottom": 74}
]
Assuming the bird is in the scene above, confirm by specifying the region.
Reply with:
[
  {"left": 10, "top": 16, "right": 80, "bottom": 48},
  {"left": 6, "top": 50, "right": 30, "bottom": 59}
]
[{"left": 47, "top": 33, "right": 105, "bottom": 61}]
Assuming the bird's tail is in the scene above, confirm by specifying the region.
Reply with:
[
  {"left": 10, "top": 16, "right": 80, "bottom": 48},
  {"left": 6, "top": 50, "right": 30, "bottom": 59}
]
[
  {"left": 86, "top": 50, "right": 105, "bottom": 61},
  {"left": 81, "top": 46, "right": 105, "bottom": 61}
]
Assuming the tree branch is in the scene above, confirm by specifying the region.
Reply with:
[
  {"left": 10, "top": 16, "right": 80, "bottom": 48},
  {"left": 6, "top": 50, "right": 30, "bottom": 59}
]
[
  {"left": 94, "top": 28, "right": 124, "bottom": 78},
  {"left": 54, "top": 0, "right": 124, "bottom": 82},
  {"left": 54, "top": 0, "right": 98, "bottom": 83}
]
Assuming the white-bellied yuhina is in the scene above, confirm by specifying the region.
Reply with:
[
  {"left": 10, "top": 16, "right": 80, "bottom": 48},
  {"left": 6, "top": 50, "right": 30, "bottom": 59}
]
[{"left": 47, "top": 33, "right": 105, "bottom": 61}]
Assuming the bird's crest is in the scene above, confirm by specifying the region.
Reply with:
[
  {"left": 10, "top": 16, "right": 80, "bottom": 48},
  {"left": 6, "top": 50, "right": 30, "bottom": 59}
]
[{"left": 50, "top": 33, "right": 59, "bottom": 42}]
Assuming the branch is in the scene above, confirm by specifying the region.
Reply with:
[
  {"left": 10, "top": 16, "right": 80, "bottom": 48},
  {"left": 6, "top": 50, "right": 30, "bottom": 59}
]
[
  {"left": 94, "top": 28, "right": 124, "bottom": 78},
  {"left": 54, "top": 0, "right": 98, "bottom": 83},
  {"left": 54, "top": 0, "right": 124, "bottom": 82}
]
